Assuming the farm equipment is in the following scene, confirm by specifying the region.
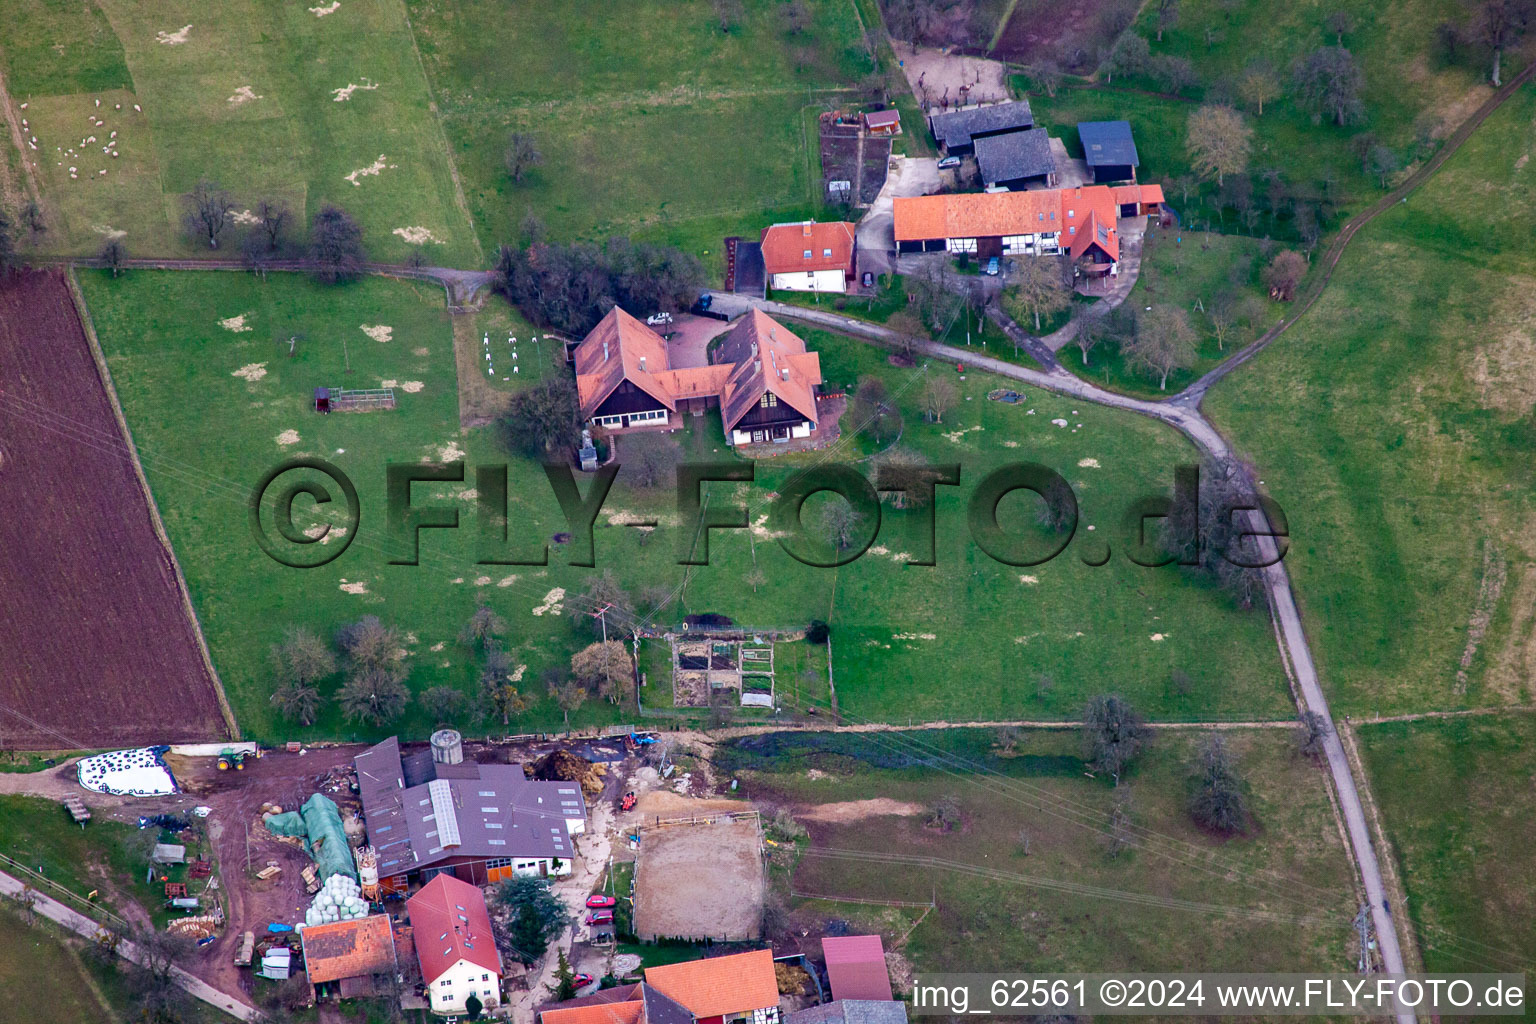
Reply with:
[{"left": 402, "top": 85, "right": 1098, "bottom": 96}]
[
  {"left": 217, "top": 748, "right": 249, "bottom": 770},
  {"left": 620, "top": 792, "right": 637, "bottom": 812}
]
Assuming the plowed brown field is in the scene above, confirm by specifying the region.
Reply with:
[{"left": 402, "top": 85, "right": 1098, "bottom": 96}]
[{"left": 0, "top": 270, "right": 226, "bottom": 749}]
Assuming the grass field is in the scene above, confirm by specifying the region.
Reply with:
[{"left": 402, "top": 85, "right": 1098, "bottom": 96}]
[
  {"left": 0, "top": 795, "right": 169, "bottom": 926},
  {"left": 405, "top": 0, "right": 874, "bottom": 272},
  {"left": 2, "top": 0, "right": 476, "bottom": 263},
  {"left": 1357, "top": 714, "right": 1536, "bottom": 976},
  {"left": 0, "top": 902, "right": 117, "bottom": 1024},
  {"left": 1204, "top": 85, "right": 1536, "bottom": 715},
  {"left": 83, "top": 268, "right": 1289, "bottom": 742},
  {"left": 728, "top": 726, "right": 1356, "bottom": 974}
]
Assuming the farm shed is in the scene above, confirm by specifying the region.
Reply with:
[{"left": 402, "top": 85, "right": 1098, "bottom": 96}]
[
  {"left": 788, "top": 1000, "right": 909, "bottom": 1024},
  {"left": 974, "top": 127, "right": 1056, "bottom": 190},
  {"left": 928, "top": 100, "right": 1034, "bottom": 155},
  {"left": 151, "top": 843, "right": 186, "bottom": 864},
  {"left": 863, "top": 109, "right": 900, "bottom": 135},
  {"left": 822, "top": 935, "right": 893, "bottom": 1002},
  {"left": 299, "top": 914, "right": 397, "bottom": 1002},
  {"left": 1077, "top": 120, "right": 1140, "bottom": 183}
]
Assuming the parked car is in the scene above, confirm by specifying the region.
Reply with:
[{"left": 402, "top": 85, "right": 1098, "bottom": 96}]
[
  {"left": 585, "top": 894, "right": 617, "bottom": 909},
  {"left": 983, "top": 257, "right": 1000, "bottom": 276},
  {"left": 861, "top": 271, "right": 874, "bottom": 288},
  {"left": 937, "top": 155, "right": 961, "bottom": 170},
  {"left": 585, "top": 909, "right": 614, "bottom": 926},
  {"left": 573, "top": 973, "right": 595, "bottom": 989},
  {"left": 646, "top": 312, "right": 673, "bottom": 326}
]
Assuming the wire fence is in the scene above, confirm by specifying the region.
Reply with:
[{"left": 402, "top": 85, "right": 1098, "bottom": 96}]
[{"left": 0, "top": 851, "right": 129, "bottom": 930}]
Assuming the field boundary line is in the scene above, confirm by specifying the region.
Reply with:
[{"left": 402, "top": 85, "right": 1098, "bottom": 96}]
[
  {"left": 396, "top": 0, "right": 484, "bottom": 267},
  {"left": 63, "top": 268, "right": 240, "bottom": 742}
]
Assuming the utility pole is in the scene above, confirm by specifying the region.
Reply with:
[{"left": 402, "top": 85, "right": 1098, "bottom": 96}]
[
  {"left": 588, "top": 602, "right": 611, "bottom": 644},
  {"left": 1354, "top": 904, "right": 1372, "bottom": 973}
]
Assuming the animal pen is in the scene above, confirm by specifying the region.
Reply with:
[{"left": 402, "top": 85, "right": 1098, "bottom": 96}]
[
  {"left": 313, "top": 386, "right": 396, "bottom": 413},
  {"left": 633, "top": 810, "right": 765, "bottom": 942},
  {"left": 671, "top": 636, "right": 776, "bottom": 708}
]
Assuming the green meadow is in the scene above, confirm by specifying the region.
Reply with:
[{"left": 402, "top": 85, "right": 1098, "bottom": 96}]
[{"left": 82, "top": 268, "right": 1289, "bottom": 743}]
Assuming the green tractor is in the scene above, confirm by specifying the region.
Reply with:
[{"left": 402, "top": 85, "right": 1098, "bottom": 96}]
[{"left": 217, "top": 747, "right": 261, "bottom": 771}]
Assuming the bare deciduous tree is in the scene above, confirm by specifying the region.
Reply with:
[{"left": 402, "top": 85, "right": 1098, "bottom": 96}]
[
  {"left": 1474, "top": 0, "right": 1531, "bottom": 85},
  {"left": 1155, "top": 0, "right": 1180, "bottom": 40},
  {"left": 421, "top": 685, "right": 468, "bottom": 725},
  {"left": 1236, "top": 59, "right": 1280, "bottom": 116},
  {"left": 571, "top": 640, "right": 634, "bottom": 704},
  {"left": 1068, "top": 305, "right": 1103, "bottom": 365},
  {"left": 1186, "top": 104, "right": 1253, "bottom": 186},
  {"left": 816, "top": 496, "right": 866, "bottom": 552},
  {"left": 504, "top": 132, "right": 543, "bottom": 183},
  {"left": 310, "top": 204, "right": 365, "bottom": 283},
  {"left": 256, "top": 199, "right": 289, "bottom": 251},
  {"left": 920, "top": 374, "right": 957, "bottom": 424},
  {"left": 1262, "top": 249, "right": 1307, "bottom": 301},
  {"left": 338, "top": 666, "right": 410, "bottom": 725},
  {"left": 1296, "top": 710, "right": 1331, "bottom": 758},
  {"left": 1292, "top": 46, "right": 1365, "bottom": 125},
  {"left": 183, "top": 179, "right": 234, "bottom": 249},
  {"left": 1083, "top": 694, "right": 1149, "bottom": 785},
  {"left": 1188, "top": 733, "right": 1249, "bottom": 835},
  {"left": 1007, "top": 255, "right": 1070, "bottom": 332},
  {"left": 99, "top": 236, "right": 126, "bottom": 278},
  {"left": 1126, "top": 307, "right": 1198, "bottom": 389}
]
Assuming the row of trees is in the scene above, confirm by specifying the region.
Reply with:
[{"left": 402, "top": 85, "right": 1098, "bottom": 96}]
[
  {"left": 490, "top": 237, "right": 705, "bottom": 337},
  {"left": 269, "top": 587, "right": 641, "bottom": 729},
  {"left": 1078, "top": 693, "right": 1335, "bottom": 843},
  {"left": 181, "top": 179, "right": 367, "bottom": 282}
]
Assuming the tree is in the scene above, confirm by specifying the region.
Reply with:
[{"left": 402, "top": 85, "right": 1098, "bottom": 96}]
[
  {"left": 1207, "top": 290, "right": 1242, "bottom": 351},
  {"left": 495, "top": 876, "right": 568, "bottom": 965},
  {"left": 1262, "top": 249, "right": 1307, "bottom": 301},
  {"left": 745, "top": 565, "right": 767, "bottom": 593},
  {"left": 335, "top": 616, "right": 401, "bottom": 674},
  {"left": 1029, "top": 61, "right": 1064, "bottom": 97},
  {"left": 421, "top": 685, "right": 467, "bottom": 724},
  {"left": 1034, "top": 472, "right": 1076, "bottom": 533},
  {"left": 1292, "top": 46, "right": 1365, "bottom": 126},
  {"left": 1186, "top": 104, "right": 1252, "bottom": 186},
  {"left": 806, "top": 619, "right": 830, "bottom": 644},
  {"left": 309, "top": 204, "right": 366, "bottom": 283},
  {"left": 479, "top": 646, "right": 532, "bottom": 725},
  {"left": 1103, "top": 33, "right": 1150, "bottom": 83},
  {"left": 920, "top": 374, "right": 957, "bottom": 424},
  {"left": 465, "top": 992, "right": 485, "bottom": 1021},
  {"left": 501, "top": 376, "right": 581, "bottom": 458},
  {"left": 554, "top": 948, "right": 578, "bottom": 1002},
  {"left": 1068, "top": 305, "right": 1103, "bottom": 366},
  {"left": 1325, "top": 9, "right": 1356, "bottom": 45},
  {"left": 126, "top": 928, "right": 197, "bottom": 1023},
  {"left": 338, "top": 666, "right": 410, "bottom": 725},
  {"left": 1126, "top": 307, "right": 1197, "bottom": 389},
  {"left": 1295, "top": 710, "right": 1331, "bottom": 758},
  {"left": 99, "top": 236, "right": 126, "bottom": 278},
  {"left": 782, "top": 0, "right": 810, "bottom": 34},
  {"left": 907, "top": 261, "right": 964, "bottom": 336},
  {"left": 1150, "top": 54, "right": 1198, "bottom": 93},
  {"left": 269, "top": 626, "right": 334, "bottom": 725},
  {"left": 1474, "top": 0, "right": 1530, "bottom": 85},
  {"left": 873, "top": 446, "right": 934, "bottom": 510},
  {"left": 240, "top": 229, "right": 274, "bottom": 277},
  {"left": 1368, "top": 144, "right": 1399, "bottom": 187},
  {"left": 551, "top": 678, "right": 586, "bottom": 726},
  {"left": 1155, "top": 0, "right": 1179, "bottom": 40},
  {"left": 571, "top": 640, "right": 634, "bottom": 704},
  {"left": 0, "top": 210, "right": 18, "bottom": 276},
  {"left": 1082, "top": 694, "right": 1149, "bottom": 785},
  {"left": 711, "top": 0, "right": 745, "bottom": 32},
  {"left": 1007, "top": 255, "right": 1069, "bottom": 332},
  {"left": 183, "top": 179, "right": 234, "bottom": 249},
  {"left": 271, "top": 681, "right": 321, "bottom": 725},
  {"left": 849, "top": 375, "right": 901, "bottom": 445},
  {"left": 621, "top": 432, "right": 683, "bottom": 489},
  {"left": 460, "top": 603, "right": 506, "bottom": 652},
  {"left": 1187, "top": 733, "right": 1249, "bottom": 835},
  {"left": 256, "top": 199, "right": 289, "bottom": 251},
  {"left": 1236, "top": 59, "right": 1280, "bottom": 116},
  {"left": 503, "top": 132, "right": 543, "bottom": 183},
  {"left": 926, "top": 795, "right": 962, "bottom": 832},
  {"left": 1160, "top": 456, "right": 1272, "bottom": 610},
  {"left": 491, "top": 239, "right": 704, "bottom": 337},
  {"left": 22, "top": 199, "right": 45, "bottom": 237},
  {"left": 576, "top": 570, "right": 634, "bottom": 640},
  {"left": 816, "top": 494, "right": 866, "bottom": 551}
]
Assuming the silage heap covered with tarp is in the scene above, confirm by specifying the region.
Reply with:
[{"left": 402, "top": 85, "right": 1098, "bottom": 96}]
[{"left": 263, "top": 793, "right": 358, "bottom": 883}]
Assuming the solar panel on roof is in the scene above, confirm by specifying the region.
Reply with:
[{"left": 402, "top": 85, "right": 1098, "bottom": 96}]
[{"left": 428, "top": 779, "right": 460, "bottom": 847}]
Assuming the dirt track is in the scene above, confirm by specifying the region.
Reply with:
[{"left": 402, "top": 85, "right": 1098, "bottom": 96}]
[{"left": 0, "top": 270, "right": 227, "bottom": 749}]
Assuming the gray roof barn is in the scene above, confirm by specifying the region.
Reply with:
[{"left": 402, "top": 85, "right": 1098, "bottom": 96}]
[
  {"left": 355, "top": 737, "right": 584, "bottom": 879},
  {"left": 929, "top": 100, "right": 1034, "bottom": 150},
  {"left": 1078, "top": 120, "right": 1140, "bottom": 170},
  {"left": 788, "top": 1001, "right": 909, "bottom": 1024},
  {"left": 975, "top": 127, "right": 1055, "bottom": 186}
]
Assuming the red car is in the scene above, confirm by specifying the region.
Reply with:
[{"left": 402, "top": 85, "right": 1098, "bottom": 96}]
[
  {"left": 585, "top": 909, "right": 614, "bottom": 926},
  {"left": 585, "top": 894, "right": 617, "bottom": 909},
  {"left": 573, "top": 973, "right": 595, "bottom": 990}
]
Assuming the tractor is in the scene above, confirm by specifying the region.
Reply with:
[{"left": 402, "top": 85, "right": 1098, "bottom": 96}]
[{"left": 217, "top": 748, "right": 247, "bottom": 771}]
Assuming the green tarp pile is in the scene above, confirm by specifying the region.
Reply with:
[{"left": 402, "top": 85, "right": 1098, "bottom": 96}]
[{"left": 262, "top": 792, "right": 358, "bottom": 883}]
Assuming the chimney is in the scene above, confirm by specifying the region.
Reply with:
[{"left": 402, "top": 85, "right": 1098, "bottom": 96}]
[
  {"left": 750, "top": 340, "right": 757, "bottom": 356},
  {"left": 754, "top": 360, "right": 761, "bottom": 374},
  {"left": 638, "top": 356, "right": 646, "bottom": 371},
  {"left": 802, "top": 221, "right": 812, "bottom": 236},
  {"left": 602, "top": 341, "right": 609, "bottom": 362},
  {"left": 781, "top": 368, "right": 790, "bottom": 381}
]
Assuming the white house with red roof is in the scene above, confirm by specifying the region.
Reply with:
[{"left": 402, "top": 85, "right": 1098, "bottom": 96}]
[
  {"left": 759, "top": 221, "right": 856, "bottom": 293},
  {"left": 407, "top": 873, "right": 505, "bottom": 1016}
]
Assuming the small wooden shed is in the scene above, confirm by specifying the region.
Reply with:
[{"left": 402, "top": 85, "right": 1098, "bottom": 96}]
[{"left": 314, "top": 386, "right": 332, "bottom": 414}]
